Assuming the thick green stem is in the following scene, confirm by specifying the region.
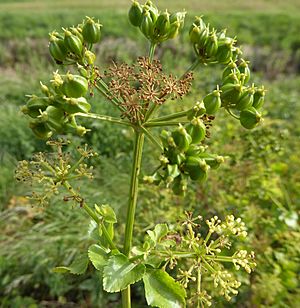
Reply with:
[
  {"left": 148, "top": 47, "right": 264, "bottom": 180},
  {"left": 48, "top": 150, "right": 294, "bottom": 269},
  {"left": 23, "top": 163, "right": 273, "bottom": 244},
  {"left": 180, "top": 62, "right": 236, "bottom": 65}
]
[
  {"left": 149, "top": 42, "right": 157, "bottom": 62},
  {"left": 122, "top": 130, "right": 145, "bottom": 308}
]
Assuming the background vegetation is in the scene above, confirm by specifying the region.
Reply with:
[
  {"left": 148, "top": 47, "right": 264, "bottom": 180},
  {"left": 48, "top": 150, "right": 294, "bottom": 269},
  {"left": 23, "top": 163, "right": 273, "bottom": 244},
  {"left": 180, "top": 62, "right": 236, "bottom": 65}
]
[{"left": 0, "top": 0, "right": 299, "bottom": 307}]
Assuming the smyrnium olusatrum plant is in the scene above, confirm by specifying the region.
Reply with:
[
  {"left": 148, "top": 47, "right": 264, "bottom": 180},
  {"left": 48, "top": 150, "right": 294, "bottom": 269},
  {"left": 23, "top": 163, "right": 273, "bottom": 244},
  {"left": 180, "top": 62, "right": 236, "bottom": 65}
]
[{"left": 17, "top": 1, "right": 265, "bottom": 307}]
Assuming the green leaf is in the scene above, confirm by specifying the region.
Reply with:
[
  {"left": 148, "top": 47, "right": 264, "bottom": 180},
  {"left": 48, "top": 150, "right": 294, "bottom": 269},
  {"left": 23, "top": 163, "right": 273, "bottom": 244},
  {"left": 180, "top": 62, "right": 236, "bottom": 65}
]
[
  {"left": 88, "top": 244, "right": 109, "bottom": 270},
  {"left": 143, "top": 269, "right": 186, "bottom": 308},
  {"left": 53, "top": 254, "right": 89, "bottom": 275},
  {"left": 103, "top": 253, "right": 146, "bottom": 292},
  {"left": 147, "top": 223, "right": 169, "bottom": 245},
  {"left": 95, "top": 204, "right": 117, "bottom": 223}
]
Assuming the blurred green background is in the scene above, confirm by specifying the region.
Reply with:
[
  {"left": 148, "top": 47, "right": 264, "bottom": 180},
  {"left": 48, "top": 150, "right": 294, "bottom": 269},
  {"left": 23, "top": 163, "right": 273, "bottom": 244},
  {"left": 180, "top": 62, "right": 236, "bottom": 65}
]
[{"left": 0, "top": 0, "right": 299, "bottom": 307}]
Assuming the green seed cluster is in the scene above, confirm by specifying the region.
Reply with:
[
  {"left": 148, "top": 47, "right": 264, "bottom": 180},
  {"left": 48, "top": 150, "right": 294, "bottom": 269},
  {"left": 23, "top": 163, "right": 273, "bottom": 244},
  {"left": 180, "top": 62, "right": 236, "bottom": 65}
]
[
  {"left": 144, "top": 119, "right": 224, "bottom": 196},
  {"left": 21, "top": 71, "right": 90, "bottom": 139},
  {"left": 189, "top": 16, "right": 241, "bottom": 65},
  {"left": 128, "top": 0, "right": 186, "bottom": 43},
  {"left": 189, "top": 16, "right": 266, "bottom": 129},
  {"left": 220, "top": 59, "right": 266, "bottom": 129},
  {"left": 49, "top": 16, "right": 101, "bottom": 65}
]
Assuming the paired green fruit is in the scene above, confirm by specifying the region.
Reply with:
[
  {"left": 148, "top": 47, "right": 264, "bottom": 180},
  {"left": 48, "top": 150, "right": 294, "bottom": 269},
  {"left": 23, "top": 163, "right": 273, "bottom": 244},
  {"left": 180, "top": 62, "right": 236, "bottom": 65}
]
[
  {"left": 49, "top": 36, "right": 68, "bottom": 62},
  {"left": 64, "top": 30, "right": 83, "bottom": 56},
  {"left": 186, "top": 118, "right": 206, "bottom": 144},
  {"left": 240, "top": 107, "right": 262, "bottom": 129},
  {"left": 62, "top": 74, "right": 89, "bottom": 98},
  {"left": 184, "top": 156, "right": 209, "bottom": 182},
  {"left": 82, "top": 17, "right": 102, "bottom": 44},
  {"left": 203, "top": 88, "right": 222, "bottom": 114}
]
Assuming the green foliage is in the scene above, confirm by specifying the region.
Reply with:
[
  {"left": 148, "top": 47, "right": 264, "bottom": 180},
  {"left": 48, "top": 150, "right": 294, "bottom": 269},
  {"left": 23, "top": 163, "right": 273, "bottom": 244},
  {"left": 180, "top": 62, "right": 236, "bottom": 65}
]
[
  {"left": 0, "top": 0, "right": 300, "bottom": 307},
  {"left": 143, "top": 269, "right": 186, "bottom": 308}
]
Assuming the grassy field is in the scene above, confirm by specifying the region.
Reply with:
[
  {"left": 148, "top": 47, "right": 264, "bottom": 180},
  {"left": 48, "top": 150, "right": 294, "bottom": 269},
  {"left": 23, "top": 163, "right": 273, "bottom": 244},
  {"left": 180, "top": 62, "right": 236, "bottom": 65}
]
[
  {"left": 1, "top": 0, "right": 300, "bottom": 13},
  {"left": 0, "top": 0, "right": 299, "bottom": 307}
]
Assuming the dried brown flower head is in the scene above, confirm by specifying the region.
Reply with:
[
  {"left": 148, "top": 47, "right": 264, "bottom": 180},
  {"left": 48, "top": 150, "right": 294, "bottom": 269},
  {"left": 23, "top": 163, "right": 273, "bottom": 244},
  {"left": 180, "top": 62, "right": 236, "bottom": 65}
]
[{"left": 102, "top": 57, "right": 193, "bottom": 122}]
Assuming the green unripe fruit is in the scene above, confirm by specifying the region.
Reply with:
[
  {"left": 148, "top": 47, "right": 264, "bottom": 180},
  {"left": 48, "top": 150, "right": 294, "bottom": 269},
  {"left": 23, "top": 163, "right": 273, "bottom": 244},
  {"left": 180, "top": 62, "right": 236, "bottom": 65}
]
[
  {"left": 49, "top": 36, "right": 68, "bottom": 62},
  {"left": 252, "top": 86, "right": 266, "bottom": 109},
  {"left": 29, "top": 121, "right": 53, "bottom": 140},
  {"left": 172, "top": 125, "right": 192, "bottom": 152},
  {"left": 23, "top": 96, "right": 49, "bottom": 118},
  {"left": 77, "top": 65, "right": 88, "bottom": 78},
  {"left": 144, "top": 1, "right": 158, "bottom": 23},
  {"left": 140, "top": 11, "right": 154, "bottom": 39},
  {"left": 198, "top": 26, "right": 209, "bottom": 47},
  {"left": 240, "top": 107, "right": 262, "bottom": 129},
  {"left": 186, "top": 118, "right": 206, "bottom": 144},
  {"left": 238, "top": 59, "right": 251, "bottom": 83},
  {"left": 203, "top": 88, "right": 222, "bottom": 115},
  {"left": 62, "top": 74, "right": 88, "bottom": 98},
  {"left": 190, "top": 16, "right": 206, "bottom": 32},
  {"left": 221, "top": 83, "right": 243, "bottom": 105},
  {"left": 128, "top": 1, "right": 143, "bottom": 27},
  {"left": 216, "top": 39, "right": 234, "bottom": 64},
  {"left": 172, "top": 175, "right": 187, "bottom": 196},
  {"left": 205, "top": 32, "right": 218, "bottom": 57},
  {"left": 64, "top": 30, "right": 83, "bottom": 56},
  {"left": 199, "top": 154, "right": 224, "bottom": 169},
  {"left": 189, "top": 25, "right": 201, "bottom": 44},
  {"left": 184, "top": 156, "right": 209, "bottom": 182},
  {"left": 222, "top": 60, "right": 240, "bottom": 80},
  {"left": 169, "top": 12, "right": 186, "bottom": 28},
  {"left": 82, "top": 17, "right": 101, "bottom": 44},
  {"left": 84, "top": 50, "right": 96, "bottom": 65},
  {"left": 154, "top": 11, "right": 170, "bottom": 38},
  {"left": 166, "top": 164, "right": 181, "bottom": 185},
  {"left": 186, "top": 144, "right": 206, "bottom": 157},
  {"left": 63, "top": 97, "right": 91, "bottom": 114},
  {"left": 235, "top": 87, "right": 255, "bottom": 111},
  {"left": 187, "top": 101, "right": 206, "bottom": 120},
  {"left": 42, "top": 106, "right": 65, "bottom": 133},
  {"left": 223, "top": 72, "right": 240, "bottom": 85},
  {"left": 216, "top": 45, "right": 232, "bottom": 64},
  {"left": 167, "top": 21, "right": 181, "bottom": 39},
  {"left": 166, "top": 148, "right": 185, "bottom": 165},
  {"left": 70, "top": 26, "right": 84, "bottom": 43}
]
